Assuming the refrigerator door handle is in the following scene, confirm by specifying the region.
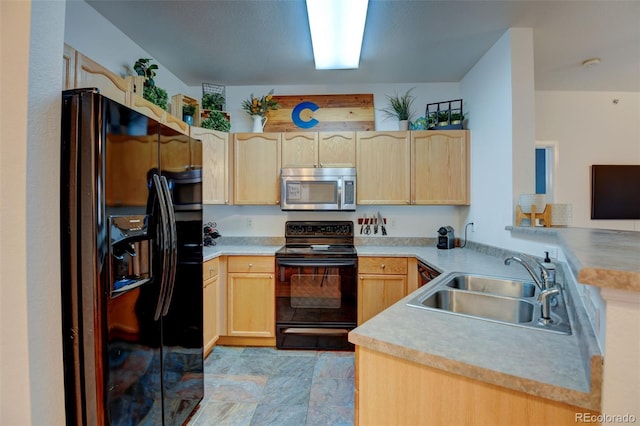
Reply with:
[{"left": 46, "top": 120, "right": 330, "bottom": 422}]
[
  {"left": 151, "top": 174, "right": 171, "bottom": 321},
  {"left": 159, "top": 175, "right": 178, "bottom": 317}
]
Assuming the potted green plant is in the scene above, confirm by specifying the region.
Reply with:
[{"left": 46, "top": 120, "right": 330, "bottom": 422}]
[
  {"left": 437, "top": 111, "right": 450, "bottom": 126},
  {"left": 202, "top": 93, "right": 225, "bottom": 111},
  {"left": 182, "top": 104, "right": 196, "bottom": 125},
  {"left": 450, "top": 111, "right": 465, "bottom": 124},
  {"left": 201, "top": 110, "right": 230, "bottom": 133},
  {"left": 133, "top": 58, "right": 168, "bottom": 110},
  {"left": 380, "top": 88, "right": 415, "bottom": 130}
]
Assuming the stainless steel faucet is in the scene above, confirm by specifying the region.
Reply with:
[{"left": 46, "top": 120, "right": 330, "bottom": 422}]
[{"left": 504, "top": 255, "right": 559, "bottom": 322}]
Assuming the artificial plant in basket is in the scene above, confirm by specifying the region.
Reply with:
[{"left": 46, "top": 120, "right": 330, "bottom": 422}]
[{"left": 201, "top": 111, "right": 231, "bottom": 132}]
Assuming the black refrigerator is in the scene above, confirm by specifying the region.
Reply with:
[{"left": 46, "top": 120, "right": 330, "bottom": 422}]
[{"left": 60, "top": 89, "right": 204, "bottom": 425}]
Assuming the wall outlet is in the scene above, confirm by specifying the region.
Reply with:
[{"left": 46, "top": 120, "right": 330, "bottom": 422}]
[
  {"left": 246, "top": 218, "right": 253, "bottom": 228},
  {"left": 543, "top": 246, "right": 558, "bottom": 260},
  {"left": 470, "top": 222, "right": 475, "bottom": 232}
]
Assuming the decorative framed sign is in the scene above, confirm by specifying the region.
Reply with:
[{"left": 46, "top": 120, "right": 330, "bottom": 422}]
[{"left": 265, "top": 94, "right": 375, "bottom": 132}]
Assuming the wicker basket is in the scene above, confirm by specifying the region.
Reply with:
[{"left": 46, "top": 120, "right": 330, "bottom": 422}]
[{"left": 202, "top": 83, "right": 226, "bottom": 110}]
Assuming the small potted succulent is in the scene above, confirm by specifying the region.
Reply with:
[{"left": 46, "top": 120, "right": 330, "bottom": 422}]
[{"left": 182, "top": 104, "right": 196, "bottom": 125}]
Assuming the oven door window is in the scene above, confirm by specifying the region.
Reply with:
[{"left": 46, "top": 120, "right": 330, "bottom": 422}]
[
  {"left": 291, "top": 274, "right": 341, "bottom": 308},
  {"left": 276, "top": 262, "right": 357, "bottom": 324}
]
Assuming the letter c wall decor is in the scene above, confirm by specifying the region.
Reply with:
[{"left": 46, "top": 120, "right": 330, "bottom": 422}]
[{"left": 291, "top": 101, "right": 319, "bottom": 129}]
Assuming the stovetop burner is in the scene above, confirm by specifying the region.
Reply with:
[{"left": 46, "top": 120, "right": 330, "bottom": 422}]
[{"left": 276, "top": 221, "right": 356, "bottom": 258}]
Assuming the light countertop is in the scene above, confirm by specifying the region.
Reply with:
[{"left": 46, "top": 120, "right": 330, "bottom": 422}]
[
  {"left": 507, "top": 226, "right": 640, "bottom": 292},
  {"left": 349, "top": 245, "right": 602, "bottom": 411}
]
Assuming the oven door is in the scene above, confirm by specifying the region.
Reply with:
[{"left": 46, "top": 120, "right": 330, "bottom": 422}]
[{"left": 275, "top": 257, "right": 357, "bottom": 350}]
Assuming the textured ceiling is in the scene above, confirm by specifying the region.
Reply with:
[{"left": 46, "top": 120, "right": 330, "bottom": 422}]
[{"left": 87, "top": 0, "right": 640, "bottom": 91}]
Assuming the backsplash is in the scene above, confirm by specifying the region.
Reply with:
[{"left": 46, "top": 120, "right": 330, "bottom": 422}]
[{"left": 204, "top": 204, "right": 464, "bottom": 239}]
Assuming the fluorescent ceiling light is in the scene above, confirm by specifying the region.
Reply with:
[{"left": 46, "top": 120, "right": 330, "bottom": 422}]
[{"left": 306, "top": 0, "right": 368, "bottom": 70}]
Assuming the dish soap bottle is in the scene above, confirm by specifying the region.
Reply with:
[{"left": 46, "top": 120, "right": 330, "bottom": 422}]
[{"left": 542, "top": 251, "right": 557, "bottom": 288}]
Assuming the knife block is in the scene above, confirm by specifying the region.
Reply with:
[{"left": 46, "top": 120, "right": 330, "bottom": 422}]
[{"left": 516, "top": 204, "right": 551, "bottom": 227}]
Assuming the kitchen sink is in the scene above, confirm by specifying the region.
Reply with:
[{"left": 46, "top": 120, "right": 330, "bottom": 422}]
[
  {"left": 417, "top": 289, "right": 535, "bottom": 324},
  {"left": 444, "top": 274, "right": 536, "bottom": 298},
  {"left": 407, "top": 272, "right": 572, "bottom": 335}
]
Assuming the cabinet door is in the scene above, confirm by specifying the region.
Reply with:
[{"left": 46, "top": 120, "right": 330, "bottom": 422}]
[
  {"left": 356, "top": 131, "right": 411, "bottom": 204},
  {"left": 281, "top": 132, "right": 319, "bottom": 168},
  {"left": 75, "top": 52, "right": 129, "bottom": 105},
  {"left": 358, "top": 275, "right": 407, "bottom": 324},
  {"left": 411, "top": 130, "right": 470, "bottom": 205},
  {"left": 193, "top": 127, "right": 229, "bottom": 205},
  {"left": 203, "top": 276, "right": 218, "bottom": 356},
  {"left": 318, "top": 132, "right": 356, "bottom": 167},
  {"left": 227, "top": 273, "right": 275, "bottom": 337},
  {"left": 233, "top": 133, "right": 281, "bottom": 205},
  {"left": 63, "top": 44, "right": 76, "bottom": 90}
]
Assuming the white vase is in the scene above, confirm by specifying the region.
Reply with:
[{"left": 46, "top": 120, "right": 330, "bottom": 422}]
[
  {"left": 399, "top": 120, "right": 409, "bottom": 131},
  {"left": 252, "top": 115, "right": 267, "bottom": 133}
]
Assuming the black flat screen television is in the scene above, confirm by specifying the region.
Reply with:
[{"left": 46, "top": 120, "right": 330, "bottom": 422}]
[{"left": 591, "top": 165, "right": 640, "bottom": 219}]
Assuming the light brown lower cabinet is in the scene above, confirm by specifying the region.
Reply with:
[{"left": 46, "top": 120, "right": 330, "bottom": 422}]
[
  {"left": 203, "top": 258, "right": 220, "bottom": 357},
  {"left": 225, "top": 256, "right": 275, "bottom": 341},
  {"left": 357, "top": 257, "right": 409, "bottom": 324},
  {"left": 355, "top": 346, "right": 599, "bottom": 426}
]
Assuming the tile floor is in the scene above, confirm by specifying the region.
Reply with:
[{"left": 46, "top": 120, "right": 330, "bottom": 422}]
[{"left": 187, "top": 346, "right": 355, "bottom": 426}]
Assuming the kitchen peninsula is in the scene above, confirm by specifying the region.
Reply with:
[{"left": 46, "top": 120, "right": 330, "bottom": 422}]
[{"left": 350, "top": 227, "right": 640, "bottom": 425}]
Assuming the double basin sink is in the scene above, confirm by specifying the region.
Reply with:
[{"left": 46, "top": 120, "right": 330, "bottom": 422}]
[{"left": 407, "top": 273, "right": 572, "bottom": 334}]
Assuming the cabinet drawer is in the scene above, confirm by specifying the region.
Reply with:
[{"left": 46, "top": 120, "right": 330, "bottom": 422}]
[
  {"left": 227, "top": 256, "right": 275, "bottom": 273},
  {"left": 203, "top": 258, "right": 220, "bottom": 281},
  {"left": 359, "top": 257, "right": 408, "bottom": 275}
]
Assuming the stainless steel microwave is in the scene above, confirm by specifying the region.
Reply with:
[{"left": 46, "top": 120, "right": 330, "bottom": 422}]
[{"left": 280, "top": 167, "right": 356, "bottom": 211}]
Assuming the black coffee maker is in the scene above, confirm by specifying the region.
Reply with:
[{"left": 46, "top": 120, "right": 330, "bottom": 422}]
[{"left": 437, "top": 226, "right": 455, "bottom": 249}]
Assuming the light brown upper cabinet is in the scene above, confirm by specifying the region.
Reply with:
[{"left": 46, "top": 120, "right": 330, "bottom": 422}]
[
  {"left": 281, "top": 131, "right": 356, "bottom": 168},
  {"left": 356, "top": 131, "right": 411, "bottom": 204},
  {"left": 318, "top": 131, "right": 356, "bottom": 167},
  {"left": 74, "top": 51, "right": 129, "bottom": 106},
  {"left": 233, "top": 133, "right": 281, "bottom": 205},
  {"left": 192, "top": 127, "right": 230, "bottom": 205},
  {"left": 281, "top": 132, "right": 319, "bottom": 168},
  {"left": 411, "top": 130, "right": 470, "bottom": 205}
]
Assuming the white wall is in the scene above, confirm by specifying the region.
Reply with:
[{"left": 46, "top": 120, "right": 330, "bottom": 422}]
[
  {"left": 459, "top": 28, "right": 546, "bottom": 256},
  {"left": 1, "top": 0, "right": 67, "bottom": 424},
  {"left": 536, "top": 91, "right": 640, "bottom": 231},
  {"left": 65, "top": 0, "right": 189, "bottom": 99}
]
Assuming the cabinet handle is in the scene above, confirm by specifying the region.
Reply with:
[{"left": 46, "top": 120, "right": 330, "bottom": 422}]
[
  {"left": 381, "top": 264, "right": 386, "bottom": 269},
  {"left": 269, "top": 275, "right": 273, "bottom": 279},
  {"left": 209, "top": 267, "right": 215, "bottom": 273},
  {"left": 248, "top": 263, "right": 253, "bottom": 268}
]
